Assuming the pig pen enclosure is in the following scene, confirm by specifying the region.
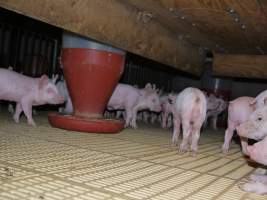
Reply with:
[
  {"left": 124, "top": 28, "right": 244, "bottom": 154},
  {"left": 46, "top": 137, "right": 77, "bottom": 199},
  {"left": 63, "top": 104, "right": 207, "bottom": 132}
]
[{"left": 1, "top": 1, "right": 267, "bottom": 200}]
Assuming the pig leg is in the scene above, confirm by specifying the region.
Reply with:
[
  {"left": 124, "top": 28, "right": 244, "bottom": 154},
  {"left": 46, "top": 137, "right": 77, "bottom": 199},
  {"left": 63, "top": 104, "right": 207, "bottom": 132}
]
[
  {"left": 161, "top": 112, "right": 168, "bottom": 128},
  {"left": 212, "top": 116, "right": 218, "bottom": 130},
  {"left": 179, "top": 121, "right": 190, "bottom": 153},
  {"left": 58, "top": 107, "right": 64, "bottom": 113},
  {"left": 21, "top": 99, "right": 36, "bottom": 127},
  {"left": 8, "top": 103, "right": 15, "bottom": 114},
  {"left": 122, "top": 111, "right": 126, "bottom": 120},
  {"left": 13, "top": 103, "right": 22, "bottom": 123},
  {"left": 250, "top": 174, "right": 267, "bottom": 183},
  {"left": 222, "top": 119, "right": 236, "bottom": 154},
  {"left": 191, "top": 129, "right": 200, "bottom": 156},
  {"left": 124, "top": 109, "right": 132, "bottom": 128},
  {"left": 167, "top": 116, "right": 173, "bottom": 128},
  {"left": 115, "top": 111, "right": 122, "bottom": 119},
  {"left": 242, "top": 181, "right": 267, "bottom": 194},
  {"left": 253, "top": 168, "right": 267, "bottom": 175},
  {"left": 130, "top": 108, "right": 138, "bottom": 129},
  {"left": 162, "top": 112, "right": 169, "bottom": 128},
  {"left": 172, "top": 117, "right": 181, "bottom": 145},
  {"left": 240, "top": 137, "right": 249, "bottom": 155},
  {"left": 64, "top": 98, "right": 73, "bottom": 114}
]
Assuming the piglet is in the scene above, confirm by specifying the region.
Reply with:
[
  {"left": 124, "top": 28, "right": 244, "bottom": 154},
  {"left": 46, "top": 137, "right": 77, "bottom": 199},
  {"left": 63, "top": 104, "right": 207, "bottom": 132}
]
[
  {"left": 240, "top": 136, "right": 267, "bottom": 194},
  {"left": 160, "top": 94, "right": 176, "bottom": 129},
  {"left": 107, "top": 83, "right": 161, "bottom": 128},
  {"left": 222, "top": 96, "right": 254, "bottom": 154},
  {"left": 0, "top": 68, "right": 64, "bottom": 126},
  {"left": 205, "top": 94, "right": 228, "bottom": 130},
  {"left": 172, "top": 87, "right": 207, "bottom": 156}
]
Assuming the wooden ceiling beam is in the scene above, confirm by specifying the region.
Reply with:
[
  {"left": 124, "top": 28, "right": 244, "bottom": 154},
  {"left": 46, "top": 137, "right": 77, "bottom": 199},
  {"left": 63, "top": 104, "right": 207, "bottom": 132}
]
[
  {"left": 0, "top": 0, "right": 206, "bottom": 75},
  {"left": 213, "top": 53, "right": 267, "bottom": 78}
]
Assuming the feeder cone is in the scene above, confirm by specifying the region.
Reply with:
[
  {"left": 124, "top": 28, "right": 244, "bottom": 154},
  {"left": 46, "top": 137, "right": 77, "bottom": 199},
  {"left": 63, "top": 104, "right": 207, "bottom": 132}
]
[{"left": 48, "top": 32, "right": 125, "bottom": 133}]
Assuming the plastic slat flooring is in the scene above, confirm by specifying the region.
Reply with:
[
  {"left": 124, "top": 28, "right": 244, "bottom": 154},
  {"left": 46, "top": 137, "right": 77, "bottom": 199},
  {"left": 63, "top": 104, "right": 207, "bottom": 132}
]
[{"left": 0, "top": 112, "right": 266, "bottom": 200}]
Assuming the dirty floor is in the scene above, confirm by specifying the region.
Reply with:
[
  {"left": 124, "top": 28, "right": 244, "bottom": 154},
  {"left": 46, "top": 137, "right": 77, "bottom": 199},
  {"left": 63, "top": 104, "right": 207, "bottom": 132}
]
[{"left": 0, "top": 112, "right": 266, "bottom": 200}]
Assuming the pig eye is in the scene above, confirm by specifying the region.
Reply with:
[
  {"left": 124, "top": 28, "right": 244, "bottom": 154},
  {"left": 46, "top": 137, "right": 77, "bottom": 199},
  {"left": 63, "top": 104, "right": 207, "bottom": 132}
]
[
  {"left": 258, "top": 117, "right": 262, "bottom": 121},
  {"left": 152, "top": 99, "right": 156, "bottom": 103}
]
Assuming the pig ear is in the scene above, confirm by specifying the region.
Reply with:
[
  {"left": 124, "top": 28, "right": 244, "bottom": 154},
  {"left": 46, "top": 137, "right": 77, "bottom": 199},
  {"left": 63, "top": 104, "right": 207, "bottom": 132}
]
[
  {"left": 249, "top": 99, "right": 256, "bottom": 108},
  {"left": 39, "top": 75, "right": 49, "bottom": 89},
  {"left": 145, "top": 83, "right": 152, "bottom": 91},
  {"left": 51, "top": 74, "right": 58, "bottom": 84}
]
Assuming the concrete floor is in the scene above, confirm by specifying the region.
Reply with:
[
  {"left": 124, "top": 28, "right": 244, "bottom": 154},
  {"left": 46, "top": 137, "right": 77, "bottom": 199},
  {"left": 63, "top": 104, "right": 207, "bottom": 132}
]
[{"left": 0, "top": 111, "right": 266, "bottom": 200}]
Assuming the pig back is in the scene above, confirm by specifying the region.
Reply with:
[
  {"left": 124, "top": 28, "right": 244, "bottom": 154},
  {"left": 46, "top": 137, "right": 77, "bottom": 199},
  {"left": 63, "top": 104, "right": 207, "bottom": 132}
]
[
  {"left": 175, "top": 87, "right": 207, "bottom": 122},
  {"left": 0, "top": 68, "right": 37, "bottom": 102}
]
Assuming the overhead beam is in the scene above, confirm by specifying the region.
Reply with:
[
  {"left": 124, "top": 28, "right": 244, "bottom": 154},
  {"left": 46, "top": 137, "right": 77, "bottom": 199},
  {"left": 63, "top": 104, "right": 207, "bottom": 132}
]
[
  {"left": 0, "top": 0, "right": 206, "bottom": 75},
  {"left": 213, "top": 53, "right": 267, "bottom": 78}
]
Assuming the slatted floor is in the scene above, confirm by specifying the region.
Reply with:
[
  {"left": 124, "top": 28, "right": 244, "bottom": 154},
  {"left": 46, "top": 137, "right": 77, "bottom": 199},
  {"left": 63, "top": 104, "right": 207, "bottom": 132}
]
[{"left": 0, "top": 111, "right": 266, "bottom": 200}]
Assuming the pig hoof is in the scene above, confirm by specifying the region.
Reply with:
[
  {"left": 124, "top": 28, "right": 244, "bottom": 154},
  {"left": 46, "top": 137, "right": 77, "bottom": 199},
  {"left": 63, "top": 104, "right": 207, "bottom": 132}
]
[
  {"left": 253, "top": 168, "right": 267, "bottom": 175},
  {"left": 178, "top": 150, "right": 185, "bottom": 155},
  {"left": 249, "top": 174, "right": 261, "bottom": 182},
  {"left": 241, "top": 182, "right": 267, "bottom": 194},
  {"left": 250, "top": 174, "right": 267, "bottom": 183},
  {"left": 171, "top": 140, "right": 178, "bottom": 146},
  {"left": 190, "top": 151, "right": 197, "bottom": 157},
  {"left": 222, "top": 147, "right": 229, "bottom": 155},
  {"left": 179, "top": 148, "right": 187, "bottom": 154},
  {"left": 28, "top": 121, "right": 36, "bottom": 127},
  {"left": 171, "top": 142, "right": 177, "bottom": 147},
  {"left": 13, "top": 117, "right": 19, "bottom": 123}
]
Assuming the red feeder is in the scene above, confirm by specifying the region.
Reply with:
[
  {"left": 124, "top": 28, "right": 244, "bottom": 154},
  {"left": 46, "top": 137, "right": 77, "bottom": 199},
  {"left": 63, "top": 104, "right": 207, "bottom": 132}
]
[{"left": 48, "top": 32, "right": 125, "bottom": 133}]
